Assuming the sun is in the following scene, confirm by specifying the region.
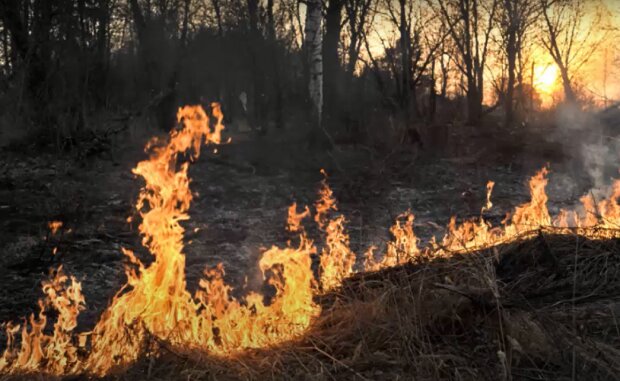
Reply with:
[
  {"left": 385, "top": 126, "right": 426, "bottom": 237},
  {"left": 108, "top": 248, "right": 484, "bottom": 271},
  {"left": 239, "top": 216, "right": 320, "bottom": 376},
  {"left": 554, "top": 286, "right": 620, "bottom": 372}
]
[{"left": 534, "top": 64, "right": 558, "bottom": 94}]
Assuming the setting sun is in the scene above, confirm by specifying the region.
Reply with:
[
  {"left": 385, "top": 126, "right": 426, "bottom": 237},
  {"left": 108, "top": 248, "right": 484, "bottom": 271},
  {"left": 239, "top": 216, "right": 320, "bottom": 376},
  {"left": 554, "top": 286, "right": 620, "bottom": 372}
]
[
  {"left": 534, "top": 64, "right": 558, "bottom": 93},
  {"left": 533, "top": 64, "right": 560, "bottom": 107}
]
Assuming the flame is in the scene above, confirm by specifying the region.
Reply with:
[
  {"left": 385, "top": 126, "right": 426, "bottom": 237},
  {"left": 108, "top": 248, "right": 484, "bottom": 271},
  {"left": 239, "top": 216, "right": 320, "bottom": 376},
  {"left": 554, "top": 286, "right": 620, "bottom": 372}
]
[
  {"left": 482, "top": 181, "right": 495, "bottom": 214},
  {"left": 313, "top": 172, "right": 356, "bottom": 290},
  {"left": 439, "top": 168, "right": 551, "bottom": 253},
  {"left": 554, "top": 180, "right": 620, "bottom": 237},
  {"left": 0, "top": 104, "right": 321, "bottom": 376},
  {"left": 2, "top": 103, "right": 620, "bottom": 378},
  {"left": 0, "top": 267, "right": 85, "bottom": 375},
  {"left": 366, "top": 212, "right": 419, "bottom": 271},
  {"left": 314, "top": 169, "right": 337, "bottom": 229},
  {"left": 287, "top": 203, "right": 310, "bottom": 232},
  {"left": 319, "top": 214, "right": 355, "bottom": 290}
]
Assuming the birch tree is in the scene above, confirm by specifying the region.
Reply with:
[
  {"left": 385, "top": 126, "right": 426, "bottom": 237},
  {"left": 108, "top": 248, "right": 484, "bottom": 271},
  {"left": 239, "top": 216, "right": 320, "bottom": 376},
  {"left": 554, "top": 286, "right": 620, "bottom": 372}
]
[{"left": 304, "top": 0, "right": 323, "bottom": 125}]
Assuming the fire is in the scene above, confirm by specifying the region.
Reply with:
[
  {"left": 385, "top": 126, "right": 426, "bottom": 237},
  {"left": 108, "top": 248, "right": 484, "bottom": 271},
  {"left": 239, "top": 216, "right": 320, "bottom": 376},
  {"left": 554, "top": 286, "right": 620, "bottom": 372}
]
[
  {"left": 1, "top": 104, "right": 620, "bottom": 378},
  {"left": 313, "top": 171, "right": 356, "bottom": 290},
  {"left": 0, "top": 104, "right": 322, "bottom": 376},
  {"left": 439, "top": 168, "right": 551, "bottom": 253},
  {"left": 287, "top": 203, "right": 310, "bottom": 232},
  {"left": 314, "top": 169, "right": 337, "bottom": 229},
  {"left": 0, "top": 267, "right": 85, "bottom": 374},
  {"left": 554, "top": 180, "right": 620, "bottom": 238},
  {"left": 366, "top": 212, "right": 419, "bottom": 271}
]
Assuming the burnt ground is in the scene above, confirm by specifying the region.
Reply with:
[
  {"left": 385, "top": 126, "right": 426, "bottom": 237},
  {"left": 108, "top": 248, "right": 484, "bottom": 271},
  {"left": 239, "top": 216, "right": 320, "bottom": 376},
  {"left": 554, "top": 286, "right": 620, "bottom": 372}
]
[{"left": 0, "top": 117, "right": 607, "bottom": 338}]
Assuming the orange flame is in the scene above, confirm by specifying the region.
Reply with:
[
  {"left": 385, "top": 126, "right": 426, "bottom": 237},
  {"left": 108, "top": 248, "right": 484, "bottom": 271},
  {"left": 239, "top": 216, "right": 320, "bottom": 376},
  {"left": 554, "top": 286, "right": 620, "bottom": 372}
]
[
  {"left": 366, "top": 212, "right": 419, "bottom": 271},
  {"left": 0, "top": 104, "right": 322, "bottom": 376},
  {"left": 313, "top": 171, "right": 356, "bottom": 290},
  {"left": 314, "top": 169, "right": 337, "bottom": 230},
  {"left": 0, "top": 267, "right": 85, "bottom": 375},
  {"left": 287, "top": 203, "right": 310, "bottom": 232}
]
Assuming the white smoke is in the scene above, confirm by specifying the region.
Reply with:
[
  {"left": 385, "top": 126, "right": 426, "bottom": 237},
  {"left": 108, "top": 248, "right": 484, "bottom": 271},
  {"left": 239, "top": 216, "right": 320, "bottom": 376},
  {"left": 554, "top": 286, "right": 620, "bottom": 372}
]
[{"left": 555, "top": 102, "right": 620, "bottom": 197}]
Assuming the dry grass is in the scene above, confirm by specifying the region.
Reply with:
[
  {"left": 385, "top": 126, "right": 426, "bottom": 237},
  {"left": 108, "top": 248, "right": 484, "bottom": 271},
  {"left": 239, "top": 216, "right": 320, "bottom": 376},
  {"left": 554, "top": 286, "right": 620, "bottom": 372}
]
[
  {"left": 3, "top": 230, "right": 620, "bottom": 381},
  {"left": 100, "top": 230, "right": 620, "bottom": 381}
]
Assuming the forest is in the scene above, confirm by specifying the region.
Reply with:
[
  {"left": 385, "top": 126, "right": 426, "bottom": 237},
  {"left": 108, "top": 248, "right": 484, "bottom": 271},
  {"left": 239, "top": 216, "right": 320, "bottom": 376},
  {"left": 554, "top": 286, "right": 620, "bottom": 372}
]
[
  {"left": 0, "top": 0, "right": 617, "bottom": 148},
  {"left": 0, "top": 0, "right": 620, "bottom": 380}
]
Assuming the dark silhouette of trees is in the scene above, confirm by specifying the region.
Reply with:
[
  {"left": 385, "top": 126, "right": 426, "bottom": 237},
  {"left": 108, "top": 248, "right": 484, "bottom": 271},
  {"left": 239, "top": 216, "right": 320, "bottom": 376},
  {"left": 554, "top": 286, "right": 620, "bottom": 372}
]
[
  {"left": 0, "top": 0, "right": 615, "bottom": 150},
  {"left": 539, "top": 0, "right": 607, "bottom": 105},
  {"left": 430, "top": 0, "right": 499, "bottom": 125},
  {"left": 498, "top": 0, "right": 538, "bottom": 126}
]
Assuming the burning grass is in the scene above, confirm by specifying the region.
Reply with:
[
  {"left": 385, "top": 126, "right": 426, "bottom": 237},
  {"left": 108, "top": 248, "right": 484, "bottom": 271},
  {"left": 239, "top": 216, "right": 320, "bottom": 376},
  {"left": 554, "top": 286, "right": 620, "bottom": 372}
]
[
  {"left": 1, "top": 104, "right": 620, "bottom": 379},
  {"left": 98, "top": 230, "right": 620, "bottom": 380}
]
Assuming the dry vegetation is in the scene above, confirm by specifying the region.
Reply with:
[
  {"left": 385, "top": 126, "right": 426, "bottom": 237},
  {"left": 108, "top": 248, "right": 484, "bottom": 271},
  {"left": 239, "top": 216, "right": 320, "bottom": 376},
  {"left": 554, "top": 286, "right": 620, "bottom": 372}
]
[{"left": 71, "top": 230, "right": 619, "bottom": 381}]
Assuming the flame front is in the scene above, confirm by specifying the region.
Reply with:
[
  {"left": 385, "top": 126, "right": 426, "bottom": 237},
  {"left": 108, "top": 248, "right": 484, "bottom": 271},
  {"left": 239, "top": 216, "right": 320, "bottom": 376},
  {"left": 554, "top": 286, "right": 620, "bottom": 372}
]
[{"left": 2, "top": 104, "right": 620, "bottom": 377}]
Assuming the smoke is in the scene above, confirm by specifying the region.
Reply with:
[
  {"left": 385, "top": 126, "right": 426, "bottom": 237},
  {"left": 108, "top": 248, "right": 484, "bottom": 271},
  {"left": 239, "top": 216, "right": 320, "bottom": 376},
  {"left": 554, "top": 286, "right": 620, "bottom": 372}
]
[{"left": 555, "top": 102, "right": 620, "bottom": 198}]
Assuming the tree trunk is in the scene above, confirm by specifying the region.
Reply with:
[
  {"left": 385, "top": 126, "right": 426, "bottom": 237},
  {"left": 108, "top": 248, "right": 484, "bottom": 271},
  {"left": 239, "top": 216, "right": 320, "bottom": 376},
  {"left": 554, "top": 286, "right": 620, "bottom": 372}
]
[
  {"left": 322, "top": 0, "right": 343, "bottom": 127},
  {"left": 398, "top": 0, "right": 411, "bottom": 122},
  {"left": 429, "top": 59, "right": 436, "bottom": 122},
  {"left": 505, "top": 26, "right": 516, "bottom": 127},
  {"left": 304, "top": 0, "right": 323, "bottom": 126},
  {"left": 266, "top": 0, "right": 275, "bottom": 41},
  {"left": 558, "top": 64, "right": 576, "bottom": 103},
  {"left": 211, "top": 0, "right": 223, "bottom": 36},
  {"left": 466, "top": 78, "right": 482, "bottom": 125},
  {"left": 181, "top": 0, "right": 190, "bottom": 46}
]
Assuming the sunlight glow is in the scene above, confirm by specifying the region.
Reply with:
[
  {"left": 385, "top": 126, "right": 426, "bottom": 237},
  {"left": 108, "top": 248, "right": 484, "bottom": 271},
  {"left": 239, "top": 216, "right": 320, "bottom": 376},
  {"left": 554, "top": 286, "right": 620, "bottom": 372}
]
[{"left": 534, "top": 64, "right": 559, "bottom": 107}]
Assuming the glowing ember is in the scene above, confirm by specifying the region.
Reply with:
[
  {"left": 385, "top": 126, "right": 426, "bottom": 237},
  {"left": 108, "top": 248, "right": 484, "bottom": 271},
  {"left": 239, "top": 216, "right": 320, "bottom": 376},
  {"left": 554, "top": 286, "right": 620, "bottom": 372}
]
[{"left": 48, "top": 221, "right": 63, "bottom": 235}]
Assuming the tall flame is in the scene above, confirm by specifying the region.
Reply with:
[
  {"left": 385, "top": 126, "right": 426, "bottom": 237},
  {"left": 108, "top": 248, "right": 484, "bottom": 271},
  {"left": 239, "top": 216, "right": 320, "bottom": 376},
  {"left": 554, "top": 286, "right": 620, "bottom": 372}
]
[
  {"left": 0, "top": 104, "right": 321, "bottom": 376},
  {"left": 314, "top": 170, "right": 356, "bottom": 290}
]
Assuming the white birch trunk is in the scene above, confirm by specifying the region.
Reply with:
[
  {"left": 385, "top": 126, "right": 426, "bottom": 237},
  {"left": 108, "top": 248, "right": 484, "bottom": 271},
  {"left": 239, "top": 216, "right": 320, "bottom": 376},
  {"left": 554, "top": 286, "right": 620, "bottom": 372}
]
[{"left": 304, "top": 0, "right": 323, "bottom": 124}]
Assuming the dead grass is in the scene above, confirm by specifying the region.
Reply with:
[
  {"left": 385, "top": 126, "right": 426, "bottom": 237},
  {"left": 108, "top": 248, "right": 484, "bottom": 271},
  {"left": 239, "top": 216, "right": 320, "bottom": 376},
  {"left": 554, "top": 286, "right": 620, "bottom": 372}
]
[
  {"left": 93, "top": 230, "right": 620, "bottom": 381},
  {"left": 2, "top": 230, "right": 619, "bottom": 380}
]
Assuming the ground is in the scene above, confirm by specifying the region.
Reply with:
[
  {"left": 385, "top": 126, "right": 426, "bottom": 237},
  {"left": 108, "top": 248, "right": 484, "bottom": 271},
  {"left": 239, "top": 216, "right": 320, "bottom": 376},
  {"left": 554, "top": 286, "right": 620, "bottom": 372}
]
[{"left": 0, "top": 117, "right": 609, "bottom": 379}]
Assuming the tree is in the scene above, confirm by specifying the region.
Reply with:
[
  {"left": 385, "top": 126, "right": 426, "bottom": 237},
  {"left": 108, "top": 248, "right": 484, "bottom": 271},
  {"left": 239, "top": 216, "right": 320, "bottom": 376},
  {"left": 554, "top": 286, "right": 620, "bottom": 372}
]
[
  {"left": 322, "top": 0, "right": 344, "bottom": 127},
  {"left": 378, "top": 0, "right": 447, "bottom": 123},
  {"left": 343, "top": 0, "right": 374, "bottom": 79},
  {"left": 304, "top": 0, "right": 323, "bottom": 126},
  {"left": 430, "top": 0, "right": 499, "bottom": 124},
  {"left": 498, "top": 0, "right": 538, "bottom": 126},
  {"left": 539, "top": 0, "right": 607, "bottom": 104}
]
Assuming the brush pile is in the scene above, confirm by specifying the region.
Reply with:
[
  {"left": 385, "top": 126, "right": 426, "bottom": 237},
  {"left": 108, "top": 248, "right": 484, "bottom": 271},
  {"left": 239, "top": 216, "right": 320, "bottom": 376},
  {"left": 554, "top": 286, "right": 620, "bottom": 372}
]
[{"left": 109, "top": 230, "right": 620, "bottom": 381}]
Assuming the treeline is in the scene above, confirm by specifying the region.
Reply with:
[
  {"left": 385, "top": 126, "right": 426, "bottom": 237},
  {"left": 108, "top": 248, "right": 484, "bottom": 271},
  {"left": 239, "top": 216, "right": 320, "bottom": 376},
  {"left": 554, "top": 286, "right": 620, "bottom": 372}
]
[{"left": 0, "top": 0, "right": 613, "bottom": 149}]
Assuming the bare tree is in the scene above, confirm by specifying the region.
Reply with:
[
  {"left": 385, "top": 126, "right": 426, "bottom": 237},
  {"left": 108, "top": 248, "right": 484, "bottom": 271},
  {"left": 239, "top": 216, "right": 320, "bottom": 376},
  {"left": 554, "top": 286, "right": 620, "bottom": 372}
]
[
  {"left": 375, "top": 0, "right": 444, "bottom": 123},
  {"left": 429, "top": 0, "right": 499, "bottom": 124},
  {"left": 539, "top": 0, "right": 607, "bottom": 104},
  {"left": 498, "top": 0, "right": 538, "bottom": 126},
  {"left": 343, "top": 0, "right": 374, "bottom": 78}
]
